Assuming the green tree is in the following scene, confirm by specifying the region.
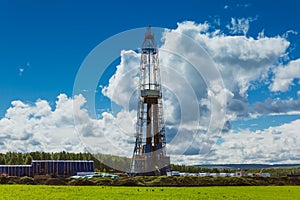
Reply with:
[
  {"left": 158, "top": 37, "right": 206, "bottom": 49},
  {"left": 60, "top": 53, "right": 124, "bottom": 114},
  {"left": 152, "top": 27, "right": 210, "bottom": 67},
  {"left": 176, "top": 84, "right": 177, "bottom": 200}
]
[
  {"left": 24, "top": 154, "right": 33, "bottom": 165},
  {"left": 41, "top": 152, "right": 51, "bottom": 160},
  {"left": 211, "top": 168, "right": 220, "bottom": 173},
  {"left": 7, "top": 155, "right": 17, "bottom": 165},
  {"left": 59, "top": 151, "right": 68, "bottom": 160},
  {"left": 30, "top": 152, "right": 42, "bottom": 160},
  {"left": 51, "top": 152, "right": 59, "bottom": 160},
  {"left": 0, "top": 154, "right": 5, "bottom": 164},
  {"left": 16, "top": 152, "right": 23, "bottom": 164}
]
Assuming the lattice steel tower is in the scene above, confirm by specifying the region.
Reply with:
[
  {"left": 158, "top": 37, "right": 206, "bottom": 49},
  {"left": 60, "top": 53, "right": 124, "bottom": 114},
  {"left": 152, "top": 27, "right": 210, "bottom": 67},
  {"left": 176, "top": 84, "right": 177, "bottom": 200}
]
[{"left": 130, "top": 27, "right": 170, "bottom": 176}]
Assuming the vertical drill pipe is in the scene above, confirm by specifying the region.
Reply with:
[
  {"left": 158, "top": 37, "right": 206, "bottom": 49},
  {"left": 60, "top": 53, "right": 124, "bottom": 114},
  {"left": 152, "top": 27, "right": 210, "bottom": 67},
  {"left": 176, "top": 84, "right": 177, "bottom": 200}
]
[{"left": 146, "top": 103, "right": 152, "bottom": 145}]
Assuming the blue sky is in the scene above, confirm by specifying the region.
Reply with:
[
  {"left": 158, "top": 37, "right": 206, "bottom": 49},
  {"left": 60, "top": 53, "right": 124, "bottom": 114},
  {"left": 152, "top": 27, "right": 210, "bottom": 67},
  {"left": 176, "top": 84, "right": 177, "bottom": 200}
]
[
  {"left": 1, "top": 0, "right": 300, "bottom": 165},
  {"left": 1, "top": 0, "right": 299, "bottom": 115}
]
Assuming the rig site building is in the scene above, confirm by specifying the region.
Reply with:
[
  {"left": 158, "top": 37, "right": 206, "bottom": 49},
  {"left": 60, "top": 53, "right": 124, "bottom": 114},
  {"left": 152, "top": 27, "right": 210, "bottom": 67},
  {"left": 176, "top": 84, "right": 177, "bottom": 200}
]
[{"left": 0, "top": 160, "right": 94, "bottom": 177}]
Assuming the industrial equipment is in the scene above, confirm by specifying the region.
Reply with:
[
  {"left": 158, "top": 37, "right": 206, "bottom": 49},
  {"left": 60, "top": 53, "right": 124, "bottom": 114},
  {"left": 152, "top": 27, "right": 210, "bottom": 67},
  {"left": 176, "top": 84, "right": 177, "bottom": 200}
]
[{"left": 130, "top": 27, "right": 170, "bottom": 176}]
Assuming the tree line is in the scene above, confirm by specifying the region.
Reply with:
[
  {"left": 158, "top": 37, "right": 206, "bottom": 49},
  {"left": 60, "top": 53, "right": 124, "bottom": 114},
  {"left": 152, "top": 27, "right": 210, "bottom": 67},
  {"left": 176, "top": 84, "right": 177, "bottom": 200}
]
[
  {"left": 1, "top": 152, "right": 299, "bottom": 177},
  {"left": 170, "top": 164, "right": 300, "bottom": 178},
  {"left": 170, "top": 164, "right": 233, "bottom": 173}
]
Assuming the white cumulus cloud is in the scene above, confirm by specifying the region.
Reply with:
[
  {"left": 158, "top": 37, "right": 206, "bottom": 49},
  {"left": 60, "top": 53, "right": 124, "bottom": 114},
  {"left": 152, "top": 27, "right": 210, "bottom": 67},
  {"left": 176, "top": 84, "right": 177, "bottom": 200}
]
[
  {"left": 0, "top": 94, "right": 86, "bottom": 153},
  {"left": 270, "top": 59, "right": 300, "bottom": 92},
  {"left": 102, "top": 50, "right": 140, "bottom": 109},
  {"left": 207, "top": 119, "right": 300, "bottom": 164},
  {"left": 172, "top": 21, "right": 290, "bottom": 98}
]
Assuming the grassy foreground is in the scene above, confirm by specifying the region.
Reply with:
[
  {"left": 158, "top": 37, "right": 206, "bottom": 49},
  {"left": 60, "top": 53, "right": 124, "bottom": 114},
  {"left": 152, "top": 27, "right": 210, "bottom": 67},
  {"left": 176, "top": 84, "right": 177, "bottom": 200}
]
[{"left": 0, "top": 185, "right": 299, "bottom": 199}]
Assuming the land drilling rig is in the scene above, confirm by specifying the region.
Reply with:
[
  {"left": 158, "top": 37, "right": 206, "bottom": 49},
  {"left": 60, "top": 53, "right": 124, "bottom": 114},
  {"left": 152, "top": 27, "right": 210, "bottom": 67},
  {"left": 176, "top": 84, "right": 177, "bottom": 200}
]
[{"left": 130, "top": 27, "right": 170, "bottom": 176}]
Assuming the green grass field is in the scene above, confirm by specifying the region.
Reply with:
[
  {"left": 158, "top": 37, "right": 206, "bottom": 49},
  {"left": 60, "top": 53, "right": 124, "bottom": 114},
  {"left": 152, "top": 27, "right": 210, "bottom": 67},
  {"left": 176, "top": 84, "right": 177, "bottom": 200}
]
[{"left": 0, "top": 185, "right": 299, "bottom": 199}]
